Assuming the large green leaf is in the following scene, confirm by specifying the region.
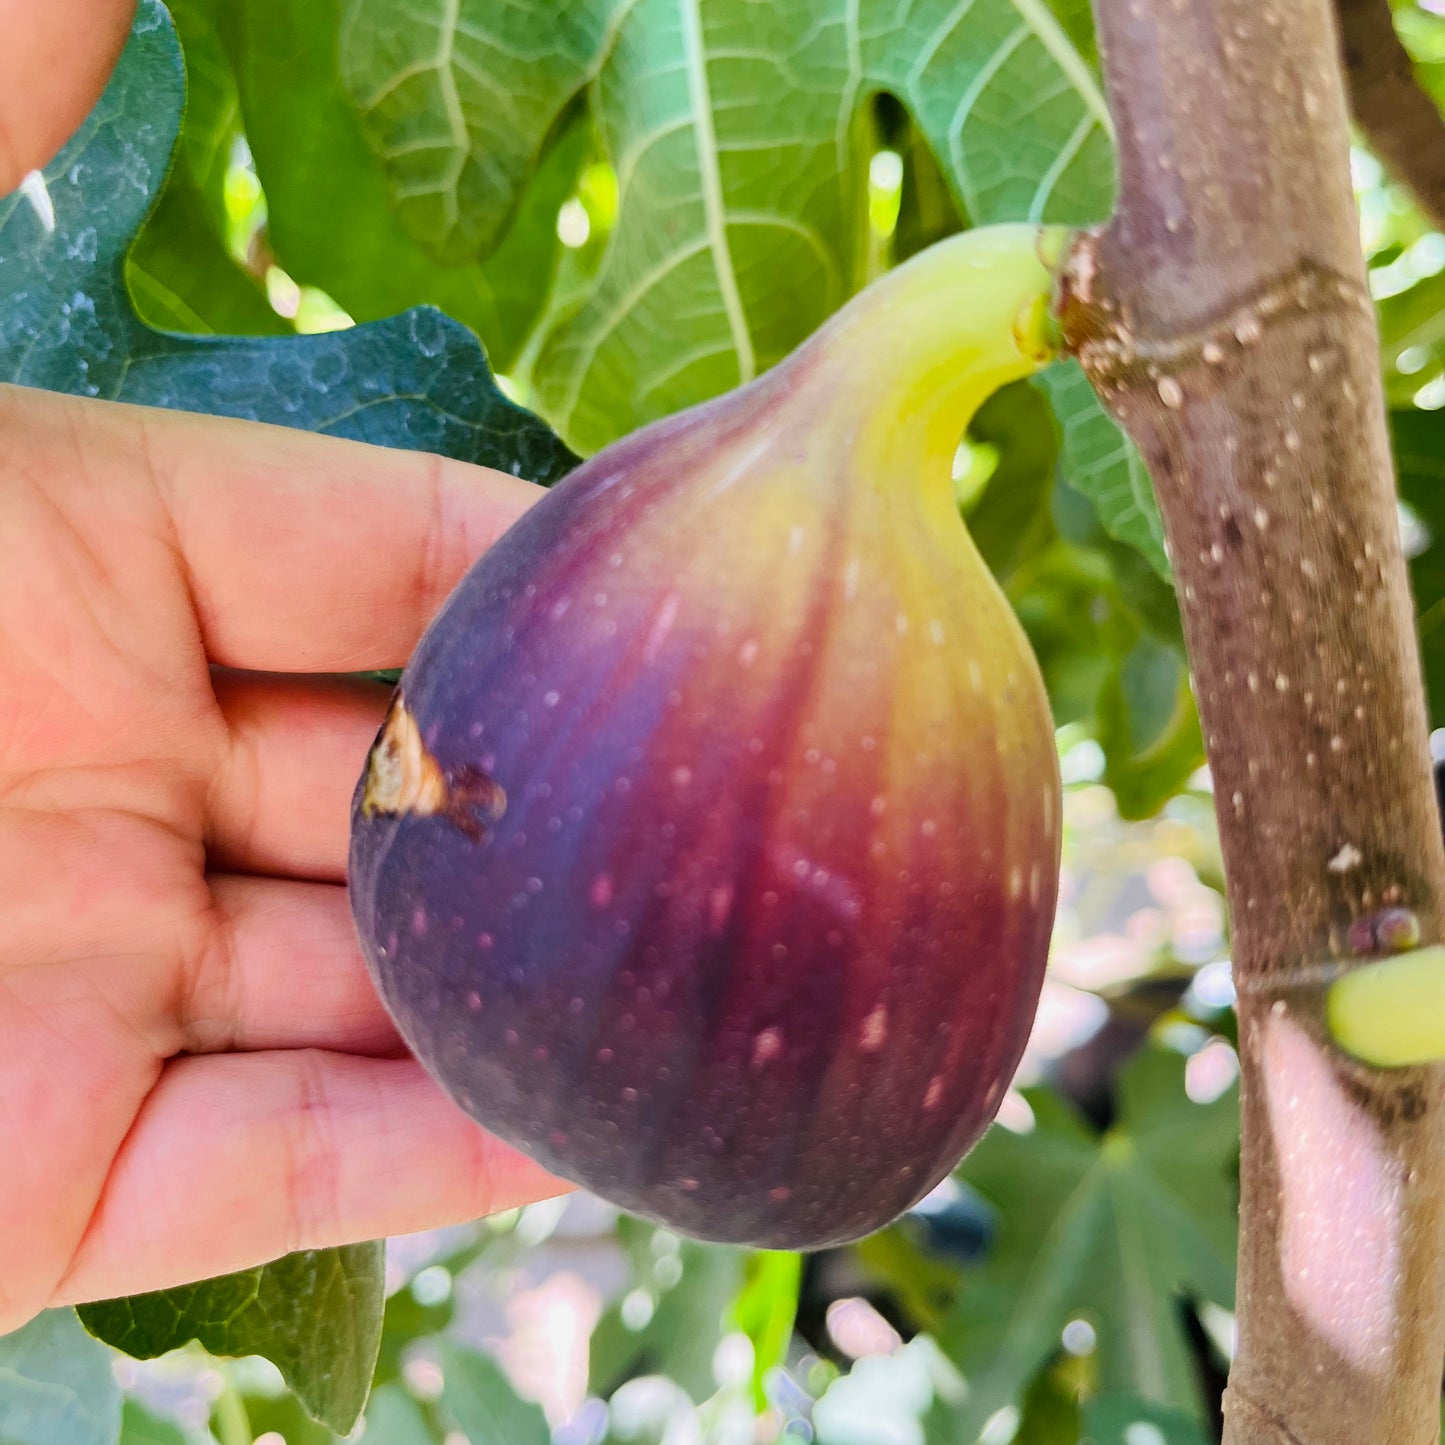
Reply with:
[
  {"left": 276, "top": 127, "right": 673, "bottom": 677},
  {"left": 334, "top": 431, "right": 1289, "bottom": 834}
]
[
  {"left": 79, "top": 1246, "right": 384, "bottom": 1436},
  {"left": 339, "top": 0, "right": 609, "bottom": 263},
  {"left": 0, "top": 0, "right": 573, "bottom": 480},
  {"left": 194, "top": 0, "right": 581, "bottom": 373},
  {"left": 202, "top": 0, "right": 1158, "bottom": 574},
  {"left": 0, "top": 1311, "right": 121, "bottom": 1445},
  {"left": 926, "top": 1048, "right": 1238, "bottom": 1442},
  {"left": 334, "top": 0, "right": 1113, "bottom": 452}
]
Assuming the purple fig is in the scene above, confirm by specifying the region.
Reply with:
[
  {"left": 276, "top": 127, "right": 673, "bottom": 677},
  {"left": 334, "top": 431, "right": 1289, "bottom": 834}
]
[{"left": 349, "top": 224, "right": 1064, "bottom": 1248}]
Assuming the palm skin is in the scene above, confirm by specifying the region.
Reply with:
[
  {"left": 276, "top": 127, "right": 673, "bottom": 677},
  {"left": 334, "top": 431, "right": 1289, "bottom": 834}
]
[{"left": 0, "top": 387, "right": 566, "bottom": 1333}]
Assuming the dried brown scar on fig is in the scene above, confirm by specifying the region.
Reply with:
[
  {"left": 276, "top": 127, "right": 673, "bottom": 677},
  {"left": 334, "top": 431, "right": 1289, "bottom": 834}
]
[{"left": 361, "top": 696, "right": 505, "bottom": 839}]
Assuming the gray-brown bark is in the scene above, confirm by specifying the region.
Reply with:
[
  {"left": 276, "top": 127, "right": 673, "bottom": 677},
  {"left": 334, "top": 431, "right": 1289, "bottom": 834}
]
[
  {"left": 1337, "top": 0, "right": 1445, "bottom": 234},
  {"left": 1061, "top": 0, "right": 1445, "bottom": 1438}
]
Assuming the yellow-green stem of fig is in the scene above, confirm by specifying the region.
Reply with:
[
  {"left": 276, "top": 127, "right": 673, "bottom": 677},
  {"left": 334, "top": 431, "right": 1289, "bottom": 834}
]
[
  {"left": 1328, "top": 946, "right": 1445, "bottom": 1066},
  {"left": 823, "top": 223, "right": 1069, "bottom": 472}
]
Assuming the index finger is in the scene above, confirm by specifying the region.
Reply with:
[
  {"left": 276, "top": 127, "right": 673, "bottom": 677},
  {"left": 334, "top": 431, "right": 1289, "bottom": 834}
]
[{"left": 101, "top": 390, "right": 543, "bottom": 671}]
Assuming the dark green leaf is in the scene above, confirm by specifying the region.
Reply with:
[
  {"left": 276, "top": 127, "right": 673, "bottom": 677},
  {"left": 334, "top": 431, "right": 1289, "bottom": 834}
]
[
  {"left": 926, "top": 1049, "right": 1237, "bottom": 1441},
  {"left": 1082, "top": 1393, "right": 1211, "bottom": 1445},
  {"left": 1021, "top": 473, "right": 1197, "bottom": 813},
  {"left": 0, "top": 1310, "right": 121, "bottom": 1445},
  {"left": 437, "top": 1344, "right": 549, "bottom": 1445},
  {"left": 78, "top": 1245, "right": 384, "bottom": 1435},
  {"left": 1006, "top": 539, "right": 1116, "bottom": 729}
]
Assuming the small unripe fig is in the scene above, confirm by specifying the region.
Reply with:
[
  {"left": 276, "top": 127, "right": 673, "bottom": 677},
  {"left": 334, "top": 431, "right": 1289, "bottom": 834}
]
[
  {"left": 1329, "top": 944, "right": 1445, "bottom": 1067},
  {"left": 350, "top": 224, "right": 1064, "bottom": 1249}
]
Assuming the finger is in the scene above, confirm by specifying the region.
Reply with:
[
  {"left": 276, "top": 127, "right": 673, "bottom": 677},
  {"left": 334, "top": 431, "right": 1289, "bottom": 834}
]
[
  {"left": 52, "top": 1051, "right": 569, "bottom": 1309},
  {"left": 0, "top": 0, "right": 135, "bottom": 194},
  {"left": 208, "top": 671, "right": 390, "bottom": 882},
  {"left": 135, "top": 400, "right": 543, "bottom": 670},
  {"left": 182, "top": 876, "right": 400, "bottom": 1055}
]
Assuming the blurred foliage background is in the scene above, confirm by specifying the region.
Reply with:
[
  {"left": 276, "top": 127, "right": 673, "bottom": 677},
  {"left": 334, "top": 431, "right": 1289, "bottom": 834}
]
[{"left": 6, "top": 0, "right": 1445, "bottom": 1442}]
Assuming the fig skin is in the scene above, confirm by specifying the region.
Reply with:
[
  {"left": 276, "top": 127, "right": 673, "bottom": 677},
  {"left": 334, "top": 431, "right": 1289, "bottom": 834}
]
[{"left": 350, "top": 224, "right": 1064, "bottom": 1249}]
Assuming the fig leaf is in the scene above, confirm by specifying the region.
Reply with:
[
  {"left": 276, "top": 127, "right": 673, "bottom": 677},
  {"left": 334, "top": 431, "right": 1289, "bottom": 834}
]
[
  {"left": 1041, "top": 361, "right": 1169, "bottom": 579},
  {"left": 925, "top": 1047, "right": 1237, "bottom": 1440},
  {"left": 78, "top": 1245, "right": 385, "bottom": 1436},
  {"left": 322, "top": 0, "right": 1157, "bottom": 584},
  {"left": 0, "top": 0, "right": 574, "bottom": 484},
  {"left": 0, "top": 1310, "right": 122, "bottom": 1445}
]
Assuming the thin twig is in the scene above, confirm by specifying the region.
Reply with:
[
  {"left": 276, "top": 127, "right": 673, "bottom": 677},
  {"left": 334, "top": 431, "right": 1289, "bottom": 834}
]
[{"left": 1338, "top": 0, "right": 1445, "bottom": 233}]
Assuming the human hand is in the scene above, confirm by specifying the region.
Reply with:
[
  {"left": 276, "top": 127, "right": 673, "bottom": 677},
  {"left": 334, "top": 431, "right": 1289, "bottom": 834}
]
[
  {"left": 0, "top": 0, "right": 136, "bottom": 198},
  {"left": 0, "top": 386, "right": 567, "bottom": 1333}
]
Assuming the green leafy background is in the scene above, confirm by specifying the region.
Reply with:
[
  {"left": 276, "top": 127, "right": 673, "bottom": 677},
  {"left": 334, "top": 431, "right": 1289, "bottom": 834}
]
[{"left": 4, "top": 0, "right": 1445, "bottom": 1441}]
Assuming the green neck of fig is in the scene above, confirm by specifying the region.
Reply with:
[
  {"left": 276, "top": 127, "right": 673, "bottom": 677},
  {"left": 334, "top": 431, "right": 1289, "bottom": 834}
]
[{"left": 808, "top": 224, "right": 1065, "bottom": 482}]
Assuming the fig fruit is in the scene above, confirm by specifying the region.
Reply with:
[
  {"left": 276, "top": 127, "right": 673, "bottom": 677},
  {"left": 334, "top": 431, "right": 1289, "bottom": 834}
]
[{"left": 349, "top": 223, "right": 1064, "bottom": 1249}]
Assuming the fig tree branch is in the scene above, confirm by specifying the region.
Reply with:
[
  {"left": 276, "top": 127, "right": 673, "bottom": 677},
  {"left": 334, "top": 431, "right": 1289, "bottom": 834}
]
[
  {"left": 1337, "top": 0, "right": 1445, "bottom": 233},
  {"left": 1061, "top": 0, "right": 1445, "bottom": 1439}
]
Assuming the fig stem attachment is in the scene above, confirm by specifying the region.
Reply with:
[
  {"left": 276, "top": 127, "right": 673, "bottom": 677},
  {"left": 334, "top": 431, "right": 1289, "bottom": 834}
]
[
  {"left": 1327, "top": 945, "right": 1445, "bottom": 1067},
  {"left": 811, "top": 223, "right": 1069, "bottom": 471}
]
